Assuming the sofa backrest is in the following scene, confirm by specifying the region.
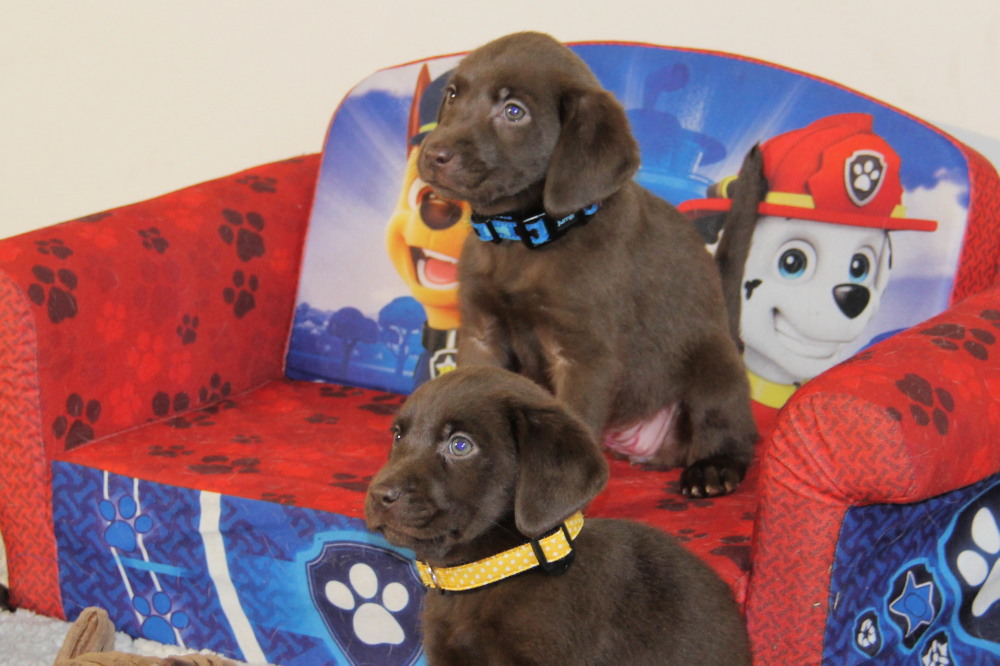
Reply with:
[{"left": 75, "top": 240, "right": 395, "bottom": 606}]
[{"left": 286, "top": 41, "right": 995, "bottom": 400}]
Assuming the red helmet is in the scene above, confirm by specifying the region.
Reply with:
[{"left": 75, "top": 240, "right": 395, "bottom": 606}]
[{"left": 679, "top": 113, "right": 937, "bottom": 232}]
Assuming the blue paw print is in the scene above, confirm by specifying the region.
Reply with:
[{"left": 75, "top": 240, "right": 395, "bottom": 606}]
[
  {"left": 134, "top": 591, "right": 189, "bottom": 644},
  {"left": 99, "top": 496, "right": 153, "bottom": 552}
]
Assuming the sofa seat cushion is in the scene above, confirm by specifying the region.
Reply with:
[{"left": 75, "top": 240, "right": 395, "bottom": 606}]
[{"left": 59, "top": 378, "right": 762, "bottom": 601}]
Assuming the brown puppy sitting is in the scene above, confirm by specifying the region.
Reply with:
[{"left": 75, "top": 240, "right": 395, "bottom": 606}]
[
  {"left": 417, "top": 32, "right": 756, "bottom": 496},
  {"left": 366, "top": 367, "right": 750, "bottom": 665}
]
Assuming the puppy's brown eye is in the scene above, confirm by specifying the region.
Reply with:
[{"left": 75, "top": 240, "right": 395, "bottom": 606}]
[
  {"left": 502, "top": 103, "right": 526, "bottom": 122},
  {"left": 446, "top": 86, "right": 457, "bottom": 102},
  {"left": 391, "top": 427, "right": 402, "bottom": 443},
  {"left": 447, "top": 434, "right": 475, "bottom": 457}
]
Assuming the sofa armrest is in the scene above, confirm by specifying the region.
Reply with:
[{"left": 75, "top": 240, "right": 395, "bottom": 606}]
[
  {"left": 0, "top": 154, "right": 318, "bottom": 452},
  {"left": 746, "top": 283, "right": 1000, "bottom": 664}
]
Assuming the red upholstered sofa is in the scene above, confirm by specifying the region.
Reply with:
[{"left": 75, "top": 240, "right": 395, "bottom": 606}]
[{"left": 1, "top": 42, "right": 999, "bottom": 665}]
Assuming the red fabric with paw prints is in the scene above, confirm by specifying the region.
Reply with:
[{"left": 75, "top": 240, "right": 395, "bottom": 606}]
[
  {"left": 0, "top": 156, "right": 318, "bottom": 457},
  {"left": 0, "top": 156, "right": 317, "bottom": 614},
  {"left": 747, "top": 284, "right": 1000, "bottom": 664}
]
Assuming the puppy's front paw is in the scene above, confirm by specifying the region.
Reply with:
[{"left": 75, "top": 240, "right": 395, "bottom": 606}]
[{"left": 680, "top": 456, "right": 746, "bottom": 497}]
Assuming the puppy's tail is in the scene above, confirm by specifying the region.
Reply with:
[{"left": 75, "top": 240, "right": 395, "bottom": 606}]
[{"left": 714, "top": 144, "right": 767, "bottom": 352}]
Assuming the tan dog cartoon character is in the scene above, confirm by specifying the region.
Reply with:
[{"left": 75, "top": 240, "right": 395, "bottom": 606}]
[
  {"left": 385, "top": 65, "right": 472, "bottom": 383},
  {"left": 680, "top": 113, "right": 938, "bottom": 409}
]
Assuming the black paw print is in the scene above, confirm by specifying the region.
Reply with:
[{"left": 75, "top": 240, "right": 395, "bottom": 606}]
[
  {"left": 198, "top": 373, "right": 232, "bottom": 404},
  {"left": 671, "top": 527, "right": 709, "bottom": 543},
  {"left": 359, "top": 393, "right": 405, "bottom": 416},
  {"left": 176, "top": 314, "right": 199, "bottom": 345},
  {"left": 223, "top": 270, "right": 257, "bottom": 318},
  {"left": 189, "top": 455, "right": 260, "bottom": 475},
  {"left": 306, "top": 413, "right": 340, "bottom": 425},
  {"left": 262, "top": 492, "right": 296, "bottom": 505},
  {"left": 920, "top": 322, "right": 996, "bottom": 361},
  {"left": 27, "top": 265, "right": 78, "bottom": 324},
  {"left": 236, "top": 175, "right": 277, "bottom": 193},
  {"left": 232, "top": 434, "right": 263, "bottom": 445},
  {"left": 152, "top": 391, "right": 192, "bottom": 417},
  {"left": 320, "top": 385, "right": 366, "bottom": 399},
  {"left": 330, "top": 472, "right": 372, "bottom": 493},
  {"left": 889, "top": 373, "right": 955, "bottom": 435},
  {"left": 149, "top": 444, "right": 194, "bottom": 458},
  {"left": 139, "top": 228, "right": 169, "bottom": 254},
  {"left": 219, "top": 209, "right": 266, "bottom": 262},
  {"left": 54, "top": 393, "right": 101, "bottom": 450},
  {"left": 34, "top": 239, "right": 73, "bottom": 260}
]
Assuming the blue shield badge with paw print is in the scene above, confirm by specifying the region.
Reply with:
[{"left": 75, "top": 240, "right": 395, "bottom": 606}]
[{"left": 306, "top": 537, "right": 425, "bottom": 665}]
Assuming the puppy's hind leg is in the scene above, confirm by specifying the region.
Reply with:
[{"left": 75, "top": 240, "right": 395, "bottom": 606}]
[{"left": 678, "top": 336, "right": 758, "bottom": 497}]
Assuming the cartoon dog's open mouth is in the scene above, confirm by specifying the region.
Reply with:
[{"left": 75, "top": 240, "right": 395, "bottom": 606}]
[
  {"left": 411, "top": 247, "right": 459, "bottom": 290},
  {"left": 773, "top": 310, "right": 846, "bottom": 360}
]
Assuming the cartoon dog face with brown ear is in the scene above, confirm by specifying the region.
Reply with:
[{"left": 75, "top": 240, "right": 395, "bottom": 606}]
[
  {"left": 365, "top": 366, "right": 608, "bottom": 565},
  {"left": 685, "top": 114, "right": 938, "bottom": 404}
]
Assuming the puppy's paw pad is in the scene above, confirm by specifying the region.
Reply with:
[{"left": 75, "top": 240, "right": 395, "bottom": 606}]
[
  {"left": 324, "top": 563, "right": 409, "bottom": 646},
  {"left": 680, "top": 457, "right": 745, "bottom": 497}
]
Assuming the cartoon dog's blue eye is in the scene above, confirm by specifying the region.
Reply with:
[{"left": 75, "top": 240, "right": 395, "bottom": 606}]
[
  {"left": 503, "top": 103, "right": 526, "bottom": 122},
  {"left": 849, "top": 253, "right": 871, "bottom": 283},
  {"left": 448, "top": 435, "right": 475, "bottom": 457},
  {"left": 778, "top": 249, "right": 808, "bottom": 279}
]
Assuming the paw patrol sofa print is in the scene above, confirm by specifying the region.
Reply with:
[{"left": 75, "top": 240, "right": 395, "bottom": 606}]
[
  {"left": 0, "top": 40, "right": 997, "bottom": 666},
  {"left": 680, "top": 113, "right": 939, "bottom": 410}
]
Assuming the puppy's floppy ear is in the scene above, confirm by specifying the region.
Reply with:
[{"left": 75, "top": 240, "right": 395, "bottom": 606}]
[
  {"left": 542, "top": 89, "right": 640, "bottom": 218},
  {"left": 715, "top": 144, "right": 768, "bottom": 350},
  {"left": 510, "top": 399, "right": 609, "bottom": 538}
]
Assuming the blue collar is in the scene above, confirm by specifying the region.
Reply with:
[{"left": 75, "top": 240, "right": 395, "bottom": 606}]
[{"left": 470, "top": 203, "right": 600, "bottom": 249}]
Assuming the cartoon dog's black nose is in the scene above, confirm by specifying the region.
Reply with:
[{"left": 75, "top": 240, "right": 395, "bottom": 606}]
[
  {"left": 370, "top": 483, "right": 402, "bottom": 507},
  {"left": 833, "top": 284, "right": 871, "bottom": 319}
]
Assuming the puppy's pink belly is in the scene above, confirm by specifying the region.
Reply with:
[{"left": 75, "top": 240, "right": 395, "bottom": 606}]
[{"left": 603, "top": 404, "right": 682, "bottom": 464}]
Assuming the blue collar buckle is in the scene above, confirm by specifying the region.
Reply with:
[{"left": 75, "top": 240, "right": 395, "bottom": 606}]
[{"left": 470, "top": 203, "right": 599, "bottom": 250}]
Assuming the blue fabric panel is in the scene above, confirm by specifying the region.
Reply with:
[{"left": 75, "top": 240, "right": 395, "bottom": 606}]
[
  {"left": 53, "top": 461, "right": 427, "bottom": 665},
  {"left": 824, "top": 471, "right": 1000, "bottom": 663}
]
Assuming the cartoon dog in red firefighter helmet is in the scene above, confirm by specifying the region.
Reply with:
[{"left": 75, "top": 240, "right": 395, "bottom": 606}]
[{"left": 680, "top": 113, "right": 938, "bottom": 408}]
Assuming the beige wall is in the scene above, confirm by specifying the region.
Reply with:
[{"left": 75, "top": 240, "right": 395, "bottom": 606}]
[{"left": 2, "top": 0, "right": 998, "bottom": 240}]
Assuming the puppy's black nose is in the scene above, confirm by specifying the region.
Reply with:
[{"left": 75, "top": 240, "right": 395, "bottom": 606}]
[
  {"left": 371, "top": 483, "right": 402, "bottom": 506},
  {"left": 423, "top": 144, "right": 454, "bottom": 167}
]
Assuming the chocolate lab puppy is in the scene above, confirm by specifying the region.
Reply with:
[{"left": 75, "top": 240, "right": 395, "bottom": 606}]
[
  {"left": 366, "top": 367, "right": 750, "bottom": 665},
  {"left": 417, "top": 32, "right": 756, "bottom": 496}
]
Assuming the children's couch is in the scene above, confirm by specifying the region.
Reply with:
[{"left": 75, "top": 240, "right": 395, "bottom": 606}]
[{"left": 1, "top": 41, "right": 998, "bottom": 665}]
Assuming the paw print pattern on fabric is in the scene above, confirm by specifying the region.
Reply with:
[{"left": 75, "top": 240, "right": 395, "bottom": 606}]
[
  {"left": 138, "top": 228, "right": 169, "bottom": 254},
  {"left": 176, "top": 314, "right": 199, "bottom": 345},
  {"left": 188, "top": 455, "right": 260, "bottom": 475},
  {"left": 27, "top": 265, "right": 79, "bottom": 324},
  {"left": 223, "top": 270, "right": 258, "bottom": 318},
  {"left": 330, "top": 473, "right": 372, "bottom": 493},
  {"left": 133, "top": 592, "right": 189, "bottom": 645},
  {"left": 920, "top": 322, "right": 996, "bottom": 361},
  {"left": 53, "top": 393, "right": 101, "bottom": 450},
  {"left": 853, "top": 610, "right": 882, "bottom": 658},
  {"left": 888, "top": 374, "right": 954, "bottom": 435},
  {"left": 955, "top": 507, "right": 1000, "bottom": 618},
  {"left": 920, "top": 632, "right": 952, "bottom": 666},
  {"left": 100, "top": 495, "right": 153, "bottom": 553},
  {"left": 219, "top": 209, "right": 266, "bottom": 262},
  {"left": 236, "top": 174, "right": 277, "bottom": 193},
  {"left": 34, "top": 238, "right": 73, "bottom": 259},
  {"left": 324, "top": 563, "right": 410, "bottom": 647}
]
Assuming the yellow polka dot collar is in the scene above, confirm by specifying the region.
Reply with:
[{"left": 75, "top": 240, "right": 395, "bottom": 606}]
[{"left": 415, "top": 512, "right": 584, "bottom": 592}]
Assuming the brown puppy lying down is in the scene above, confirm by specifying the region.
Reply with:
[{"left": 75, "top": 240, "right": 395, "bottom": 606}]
[
  {"left": 366, "top": 367, "right": 750, "bottom": 665},
  {"left": 417, "top": 32, "right": 756, "bottom": 496}
]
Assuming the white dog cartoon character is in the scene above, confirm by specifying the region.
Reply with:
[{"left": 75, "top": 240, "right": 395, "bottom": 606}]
[{"left": 680, "top": 114, "right": 938, "bottom": 409}]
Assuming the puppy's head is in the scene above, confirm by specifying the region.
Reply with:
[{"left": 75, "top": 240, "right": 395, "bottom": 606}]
[
  {"left": 417, "top": 32, "right": 639, "bottom": 218},
  {"left": 365, "top": 366, "right": 609, "bottom": 563}
]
